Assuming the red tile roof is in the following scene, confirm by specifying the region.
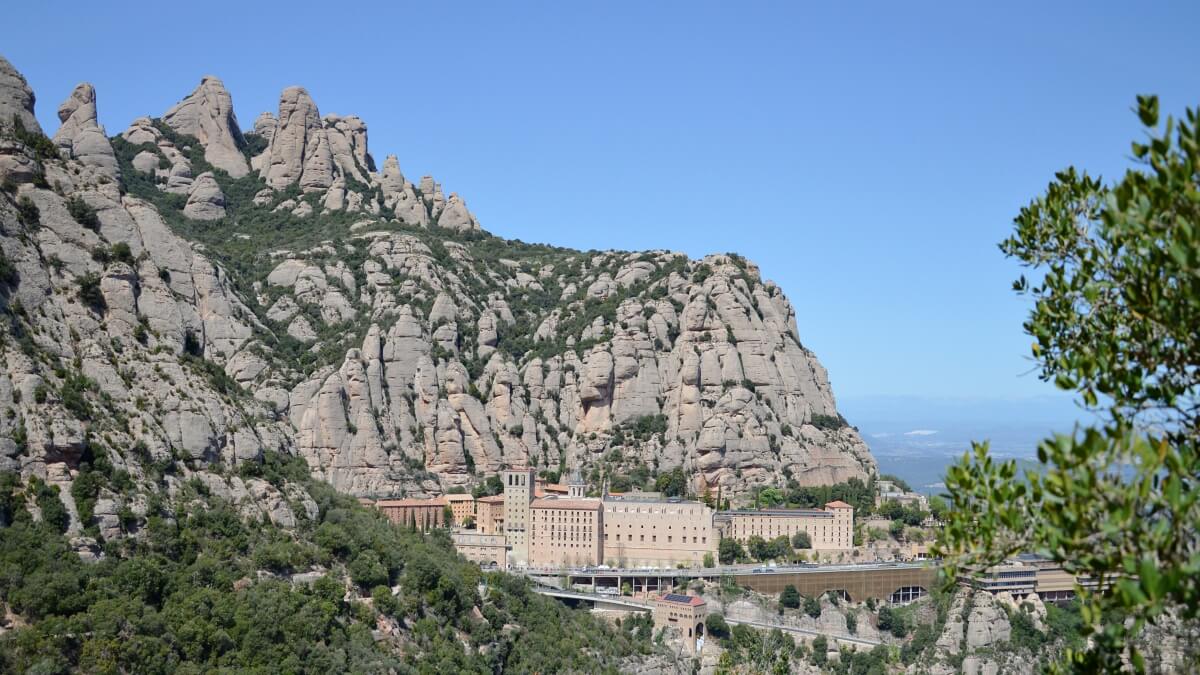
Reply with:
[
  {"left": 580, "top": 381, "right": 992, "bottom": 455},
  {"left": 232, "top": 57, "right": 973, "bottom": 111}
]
[
  {"left": 825, "top": 500, "right": 853, "bottom": 509},
  {"left": 477, "top": 495, "right": 505, "bottom": 504}
]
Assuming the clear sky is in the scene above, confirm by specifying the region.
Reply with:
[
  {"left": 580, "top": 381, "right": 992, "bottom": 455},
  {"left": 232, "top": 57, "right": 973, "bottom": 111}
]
[{"left": 5, "top": 1, "right": 1198, "bottom": 402}]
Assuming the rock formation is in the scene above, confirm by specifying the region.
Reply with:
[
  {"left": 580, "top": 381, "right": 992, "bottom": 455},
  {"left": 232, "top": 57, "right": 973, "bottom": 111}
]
[
  {"left": 183, "top": 172, "right": 226, "bottom": 220},
  {"left": 0, "top": 55, "right": 41, "bottom": 134},
  {"left": 1, "top": 53, "right": 873, "bottom": 508},
  {"left": 162, "top": 76, "right": 249, "bottom": 177},
  {"left": 259, "top": 86, "right": 326, "bottom": 190},
  {"left": 438, "top": 193, "right": 479, "bottom": 231},
  {"left": 52, "top": 83, "right": 119, "bottom": 179}
]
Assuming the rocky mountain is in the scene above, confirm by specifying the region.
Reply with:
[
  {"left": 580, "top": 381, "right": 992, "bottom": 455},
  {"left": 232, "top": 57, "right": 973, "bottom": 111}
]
[{"left": 0, "top": 53, "right": 875, "bottom": 522}]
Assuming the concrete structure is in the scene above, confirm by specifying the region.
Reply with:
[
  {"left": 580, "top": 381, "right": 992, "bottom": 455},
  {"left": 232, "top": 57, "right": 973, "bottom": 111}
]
[
  {"left": 374, "top": 497, "right": 446, "bottom": 529},
  {"left": 529, "top": 497, "right": 603, "bottom": 567},
  {"left": 502, "top": 467, "right": 536, "bottom": 565},
  {"left": 715, "top": 501, "right": 853, "bottom": 553},
  {"left": 476, "top": 494, "right": 505, "bottom": 535},
  {"left": 533, "top": 586, "right": 883, "bottom": 648},
  {"left": 876, "top": 480, "right": 928, "bottom": 510},
  {"left": 451, "top": 532, "right": 508, "bottom": 570},
  {"left": 603, "top": 496, "right": 715, "bottom": 568},
  {"left": 532, "top": 562, "right": 937, "bottom": 604},
  {"left": 652, "top": 593, "right": 707, "bottom": 653},
  {"left": 445, "top": 493, "right": 476, "bottom": 526},
  {"left": 971, "top": 554, "right": 1102, "bottom": 601}
]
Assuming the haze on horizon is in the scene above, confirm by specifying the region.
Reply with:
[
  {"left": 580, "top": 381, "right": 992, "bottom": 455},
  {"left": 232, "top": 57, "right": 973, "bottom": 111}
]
[{"left": 6, "top": 0, "right": 1197, "bottom": 409}]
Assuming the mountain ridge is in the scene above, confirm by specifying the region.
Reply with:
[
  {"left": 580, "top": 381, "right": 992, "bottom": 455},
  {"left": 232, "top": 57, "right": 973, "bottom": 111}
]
[{"left": 1, "top": 54, "right": 875, "bottom": 521}]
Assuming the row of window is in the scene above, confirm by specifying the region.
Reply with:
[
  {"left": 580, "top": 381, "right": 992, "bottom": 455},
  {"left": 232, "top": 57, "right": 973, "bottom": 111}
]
[
  {"left": 608, "top": 522, "right": 708, "bottom": 531},
  {"left": 606, "top": 533, "right": 707, "bottom": 544}
]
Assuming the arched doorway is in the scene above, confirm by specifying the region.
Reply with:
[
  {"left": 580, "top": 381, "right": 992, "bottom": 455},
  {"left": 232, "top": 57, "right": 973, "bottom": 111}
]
[{"left": 889, "top": 586, "right": 928, "bottom": 604}]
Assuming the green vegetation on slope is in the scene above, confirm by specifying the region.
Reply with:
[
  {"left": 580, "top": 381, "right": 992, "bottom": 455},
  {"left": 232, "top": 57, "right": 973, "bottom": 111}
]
[{"left": 0, "top": 455, "right": 652, "bottom": 674}]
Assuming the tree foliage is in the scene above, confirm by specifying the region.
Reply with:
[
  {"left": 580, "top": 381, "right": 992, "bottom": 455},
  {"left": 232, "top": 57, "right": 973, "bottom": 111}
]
[
  {"left": 0, "top": 460, "right": 652, "bottom": 673},
  {"left": 936, "top": 96, "right": 1200, "bottom": 672},
  {"left": 779, "top": 584, "right": 801, "bottom": 609}
]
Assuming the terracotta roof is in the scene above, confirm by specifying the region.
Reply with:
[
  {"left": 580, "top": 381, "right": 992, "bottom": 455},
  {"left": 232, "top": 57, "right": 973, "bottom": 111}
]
[
  {"left": 658, "top": 593, "right": 706, "bottom": 606},
  {"left": 478, "top": 495, "right": 505, "bottom": 504},
  {"left": 542, "top": 483, "right": 568, "bottom": 493},
  {"left": 825, "top": 500, "right": 854, "bottom": 509},
  {"left": 444, "top": 493, "right": 475, "bottom": 502},
  {"left": 375, "top": 497, "right": 447, "bottom": 507},
  {"left": 531, "top": 497, "right": 602, "bottom": 510}
]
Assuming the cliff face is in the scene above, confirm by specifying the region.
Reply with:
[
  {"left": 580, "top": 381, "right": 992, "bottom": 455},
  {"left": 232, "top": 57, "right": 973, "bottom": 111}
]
[{"left": 0, "top": 55, "right": 875, "bottom": 518}]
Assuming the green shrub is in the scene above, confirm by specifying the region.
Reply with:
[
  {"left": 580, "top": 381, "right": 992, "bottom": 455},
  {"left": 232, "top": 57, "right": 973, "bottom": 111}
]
[
  {"left": 66, "top": 197, "right": 100, "bottom": 231},
  {"left": 16, "top": 196, "right": 39, "bottom": 227},
  {"left": 705, "top": 612, "right": 730, "bottom": 638},
  {"left": 76, "top": 273, "right": 106, "bottom": 312},
  {"left": 779, "top": 584, "right": 801, "bottom": 609},
  {"left": 0, "top": 248, "right": 17, "bottom": 286},
  {"left": 9, "top": 115, "right": 59, "bottom": 160},
  {"left": 804, "top": 595, "right": 822, "bottom": 618},
  {"left": 809, "top": 413, "right": 848, "bottom": 431},
  {"left": 33, "top": 481, "right": 69, "bottom": 534}
]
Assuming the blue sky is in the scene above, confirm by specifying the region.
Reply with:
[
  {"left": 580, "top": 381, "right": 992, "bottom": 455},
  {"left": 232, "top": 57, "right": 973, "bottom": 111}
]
[{"left": 5, "top": 1, "right": 1198, "bottom": 402}]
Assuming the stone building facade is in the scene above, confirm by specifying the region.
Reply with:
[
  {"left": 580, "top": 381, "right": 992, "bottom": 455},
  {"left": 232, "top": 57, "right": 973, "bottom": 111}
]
[
  {"left": 445, "top": 493, "right": 476, "bottom": 526},
  {"left": 404, "top": 471, "right": 856, "bottom": 569},
  {"left": 475, "top": 494, "right": 505, "bottom": 535},
  {"left": 502, "top": 468, "right": 536, "bottom": 565},
  {"left": 528, "top": 498, "right": 604, "bottom": 568},
  {"left": 652, "top": 593, "right": 708, "bottom": 653},
  {"left": 375, "top": 497, "right": 447, "bottom": 530},
  {"left": 451, "top": 532, "right": 508, "bottom": 570},
  {"left": 714, "top": 500, "right": 853, "bottom": 552},
  {"left": 602, "top": 496, "right": 715, "bottom": 568}
]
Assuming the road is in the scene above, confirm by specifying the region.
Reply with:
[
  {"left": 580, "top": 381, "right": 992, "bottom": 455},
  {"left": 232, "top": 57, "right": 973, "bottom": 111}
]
[
  {"left": 723, "top": 617, "right": 882, "bottom": 646},
  {"left": 521, "top": 560, "right": 934, "bottom": 578},
  {"left": 530, "top": 585, "right": 883, "bottom": 647}
]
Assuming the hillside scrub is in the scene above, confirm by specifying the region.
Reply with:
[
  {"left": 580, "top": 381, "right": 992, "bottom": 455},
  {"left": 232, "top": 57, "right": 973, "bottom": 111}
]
[{"left": 0, "top": 460, "right": 653, "bottom": 673}]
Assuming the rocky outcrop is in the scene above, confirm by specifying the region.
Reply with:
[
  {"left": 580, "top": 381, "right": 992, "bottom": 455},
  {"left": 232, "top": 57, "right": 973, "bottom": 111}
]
[
  {"left": 379, "top": 155, "right": 428, "bottom": 226},
  {"left": 0, "top": 55, "right": 41, "bottom": 134},
  {"left": 259, "top": 86, "right": 327, "bottom": 190},
  {"left": 269, "top": 234, "right": 874, "bottom": 498},
  {"left": 162, "top": 76, "right": 249, "bottom": 177},
  {"left": 183, "top": 172, "right": 226, "bottom": 220},
  {"left": 437, "top": 193, "right": 479, "bottom": 231},
  {"left": 917, "top": 590, "right": 1040, "bottom": 675},
  {"left": 1, "top": 54, "right": 875, "bottom": 507},
  {"left": 324, "top": 114, "right": 370, "bottom": 183},
  {"left": 52, "top": 83, "right": 119, "bottom": 179}
]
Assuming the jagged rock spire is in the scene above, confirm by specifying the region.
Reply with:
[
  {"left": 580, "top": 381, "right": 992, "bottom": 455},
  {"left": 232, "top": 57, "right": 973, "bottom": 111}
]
[
  {"left": 0, "top": 54, "right": 41, "bottom": 134},
  {"left": 260, "top": 86, "right": 328, "bottom": 190},
  {"left": 163, "top": 75, "right": 249, "bottom": 177},
  {"left": 52, "top": 83, "right": 119, "bottom": 178}
]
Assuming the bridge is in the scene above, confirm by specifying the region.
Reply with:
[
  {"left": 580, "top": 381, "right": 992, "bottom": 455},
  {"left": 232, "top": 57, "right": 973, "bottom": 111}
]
[
  {"left": 533, "top": 587, "right": 653, "bottom": 612},
  {"left": 524, "top": 561, "right": 939, "bottom": 605},
  {"left": 529, "top": 585, "right": 883, "bottom": 647}
]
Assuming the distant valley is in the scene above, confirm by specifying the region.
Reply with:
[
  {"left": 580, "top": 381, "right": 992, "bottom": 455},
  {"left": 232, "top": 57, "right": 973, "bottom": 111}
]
[{"left": 839, "top": 394, "right": 1091, "bottom": 493}]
